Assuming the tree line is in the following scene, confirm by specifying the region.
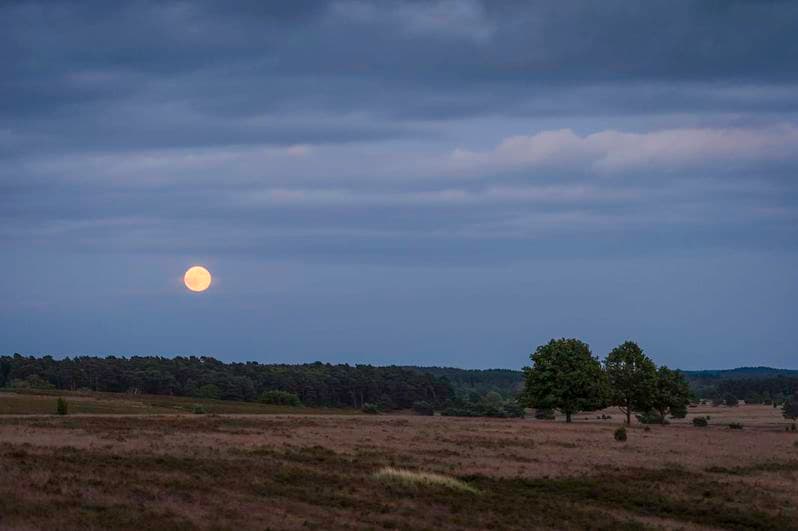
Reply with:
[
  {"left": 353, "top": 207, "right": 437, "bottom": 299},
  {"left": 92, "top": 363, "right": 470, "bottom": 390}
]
[
  {"left": 0, "top": 355, "right": 453, "bottom": 409},
  {"left": 522, "top": 338, "right": 691, "bottom": 424}
]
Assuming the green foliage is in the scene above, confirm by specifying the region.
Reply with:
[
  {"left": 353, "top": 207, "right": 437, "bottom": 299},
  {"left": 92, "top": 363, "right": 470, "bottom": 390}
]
[
  {"left": 191, "top": 404, "right": 207, "bottom": 414},
  {"left": 56, "top": 397, "right": 68, "bottom": 415},
  {"left": 10, "top": 374, "right": 55, "bottom": 390},
  {"left": 412, "top": 401, "right": 434, "bottom": 416},
  {"left": 724, "top": 394, "right": 738, "bottom": 407},
  {"left": 362, "top": 403, "right": 380, "bottom": 414},
  {"left": 405, "top": 366, "right": 524, "bottom": 398},
  {"left": 194, "top": 383, "right": 222, "bottom": 400},
  {"left": 670, "top": 405, "right": 688, "bottom": 419},
  {"left": 0, "top": 354, "right": 454, "bottom": 410},
  {"left": 522, "top": 338, "right": 608, "bottom": 423},
  {"left": 441, "top": 396, "right": 525, "bottom": 418},
  {"left": 605, "top": 341, "right": 657, "bottom": 425},
  {"left": 635, "top": 411, "right": 668, "bottom": 425},
  {"left": 534, "top": 408, "right": 556, "bottom": 420},
  {"left": 651, "top": 366, "right": 690, "bottom": 421},
  {"left": 614, "top": 426, "right": 627, "bottom": 441},
  {"left": 258, "top": 390, "right": 302, "bottom": 407},
  {"left": 782, "top": 395, "right": 798, "bottom": 420},
  {"left": 692, "top": 417, "right": 708, "bottom": 427}
]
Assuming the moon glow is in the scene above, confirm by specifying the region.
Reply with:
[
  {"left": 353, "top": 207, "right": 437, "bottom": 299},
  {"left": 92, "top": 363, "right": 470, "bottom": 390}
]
[{"left": 184, "top": 266, "right": 212, "bottom": 292}]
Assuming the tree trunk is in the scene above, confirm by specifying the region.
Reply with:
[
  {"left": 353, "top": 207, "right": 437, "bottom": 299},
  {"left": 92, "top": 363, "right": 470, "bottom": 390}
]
[
  {"left": 626, "top": 409, "right": 631, "bottom": 425},
  {"left": 565, "top": 412, "right": 572, "bottom": 423}
]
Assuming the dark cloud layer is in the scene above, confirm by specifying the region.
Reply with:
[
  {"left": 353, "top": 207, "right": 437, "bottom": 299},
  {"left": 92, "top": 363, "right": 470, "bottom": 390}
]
[{"left": 1, "top": 1, "right": 797, "bottom": 368}]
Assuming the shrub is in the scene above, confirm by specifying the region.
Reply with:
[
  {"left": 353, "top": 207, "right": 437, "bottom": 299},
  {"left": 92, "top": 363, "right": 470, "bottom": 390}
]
[
  {"left": 724, "top": 394, "right": 738, "bottom": 407},
  {"left": 692, "top": 417, "right": 708, "bottom": 427},
  {"left": 669, "top": 404, "right": 688, "bottom": 419},
  {"left": 192, "top": 404, "right": 207, "bottom": 414},
  {"left": 412, "top": 401, "right": 434, "bottom": 416},
  {"left": 643, "top": 426, "right": 651, "bottom": 432},
  {"left": 362, "top": 403, "right": 380, "bottom": 414},
  {"left": 790, "top": 423, "right": 796, "bottom": 432},
  {"left": 534, "top": 408, "right": 556, "bottom": 420},
  {"left": 56, "top": 397, "right": 68, "bottom": 416},
  {"left": 499, "top": 400, "right": 526, "bottom": 418},
  {"left": 442, "top": 398, "right": 525, "bottom": 418},
  {"left": 635, "top": 411, "right": 668, "bottom": 425},
  {"left": 728, "top": 422, "right": 743, "bottom": 430},
  {"left": 614, "top": 426, "right": 627, "bottom": 442},
  {"left": 194, "top": 384, "right": 221, "bottom": 400},
  {"left": 258, "top": 390, "right": 302, "bottom": 407}
]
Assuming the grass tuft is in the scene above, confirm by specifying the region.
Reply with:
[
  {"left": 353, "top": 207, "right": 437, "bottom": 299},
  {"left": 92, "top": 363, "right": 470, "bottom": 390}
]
[{"left": 374, "top": 467, "right": 479, "bottom": 494}]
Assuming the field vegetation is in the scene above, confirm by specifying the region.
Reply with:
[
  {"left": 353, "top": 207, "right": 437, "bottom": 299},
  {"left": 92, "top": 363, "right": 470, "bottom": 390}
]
[{"left": 1, "top": 389, "right": 797, "bottom": 529}]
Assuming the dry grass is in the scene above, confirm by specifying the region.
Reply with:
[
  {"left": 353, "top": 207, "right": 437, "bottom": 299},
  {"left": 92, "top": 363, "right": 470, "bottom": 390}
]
[
  {"left": 0, "top": 396, "right": 796, "bottom": 529},
  {"left": 374, "top": 467, "right": 479, "bottom": 494}
]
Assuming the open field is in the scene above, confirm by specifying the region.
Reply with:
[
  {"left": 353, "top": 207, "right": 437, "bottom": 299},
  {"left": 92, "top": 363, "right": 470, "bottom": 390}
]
[
  {"left": 0, "top": 389, "right": 356, "bottom": 416},
  {"left": 1, "top": 396, "right": 797, "bottom": 530}
]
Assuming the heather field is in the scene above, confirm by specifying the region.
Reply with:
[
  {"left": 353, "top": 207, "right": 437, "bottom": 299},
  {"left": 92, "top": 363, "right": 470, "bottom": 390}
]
[{"left": 0, "top": 392, "right": 796, "bottom": 530}]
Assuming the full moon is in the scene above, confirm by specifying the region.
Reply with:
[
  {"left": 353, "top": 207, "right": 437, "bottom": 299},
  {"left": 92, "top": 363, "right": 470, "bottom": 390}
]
[{"left": 184, "top": 266, "right": 212, "bottom": 292}]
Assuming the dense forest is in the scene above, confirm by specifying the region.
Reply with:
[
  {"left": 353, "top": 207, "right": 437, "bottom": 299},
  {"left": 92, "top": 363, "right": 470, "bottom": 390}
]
[
  {"left": 682, "top": 367, "right": 798, "bottom": 401},
  {"left": 0, "top": 354, "right": 454, "bottom": 409},
  {"left": 404, "top": 366, "right": 524, "bottom": 399},
  {"left": 2, "top": 355, "right": 795, "bottom": 411}
]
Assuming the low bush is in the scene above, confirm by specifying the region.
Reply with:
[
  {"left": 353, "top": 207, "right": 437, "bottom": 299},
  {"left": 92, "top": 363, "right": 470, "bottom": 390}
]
[
  {"left": 669, "top": 404, "right": 688, "bottom": 419},
  {"left": 692, "top": 417, "right": 708, "bottom": 427},
  {"left": 614, "top": 426, "right": 627, "bottom": 442},
  {"left": 728, "top": 422, "right": 743, "bottom": 430},
  {"left": 643, "top": 426, "right": 651, "bottom": 432},
  {"left": 792, "top": 423, "right": 797, "bottom": 432},
  {"left": 192, "top": 404, "right": 207, "bottom": 414},
  {"left": 442, "top": 398, "right": 525, "bottom": 418},
  {"left": 635, "top": 411, "right": 668, "bottom": 425},
  {"left": 56, "top": 397, "right": 68, "bottom": 416},
  {"left": 362, "top": 403, "right": 380, "bottom": 414},
  {"left": 412, "top": 401, "right": 434, "bottom": 416},
  {"left": 534, "top": 408, "right": 555, "bottom": 420},
  {"left": 258, "top": 390, "right": 302, "bottom": 407}
]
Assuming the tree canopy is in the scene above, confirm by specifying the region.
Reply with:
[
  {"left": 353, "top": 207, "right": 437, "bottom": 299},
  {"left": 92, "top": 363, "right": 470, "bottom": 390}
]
[
  {"left": 0, "top": 354, "right": 454, "bottom": 410},
  {"left": 521, "top": 338, "right": 607, "bottom": 422},
  {"left": 605, "top": 341, "right": 657, "bottom": 425},
  {"left": 651, "top": 366, "right": 691, "bottom": 421}
]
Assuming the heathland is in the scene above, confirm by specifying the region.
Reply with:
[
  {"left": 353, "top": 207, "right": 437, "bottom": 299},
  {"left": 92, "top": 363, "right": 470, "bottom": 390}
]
[{"left": 1, "top": 389, "right": 797, "bottom": 530}]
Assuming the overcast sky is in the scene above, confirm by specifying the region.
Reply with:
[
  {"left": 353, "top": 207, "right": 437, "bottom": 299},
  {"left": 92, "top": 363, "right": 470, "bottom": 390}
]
[{"left": 2, "top": 0, "right": 797, "bottom": 369}]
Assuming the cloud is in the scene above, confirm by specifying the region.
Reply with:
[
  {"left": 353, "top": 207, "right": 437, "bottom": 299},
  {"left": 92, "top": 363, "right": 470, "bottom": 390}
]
[
  {"left": 449, "top": 125, "right": 798, "bottom": 174},
  {"left": 331, "top": 0, "right": 495, "bottom": 43}
]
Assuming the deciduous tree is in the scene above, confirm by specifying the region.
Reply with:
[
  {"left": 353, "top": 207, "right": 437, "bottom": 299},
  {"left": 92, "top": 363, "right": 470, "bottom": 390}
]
[
  {"left": 522, "top": 338, "right": 607, "bottom": 423},
  {"left": 651, "top": 366, "right": 690, "bottom": 422},
  {"left": 605, "top": 341, "right": 657, "bottom": 425}
]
